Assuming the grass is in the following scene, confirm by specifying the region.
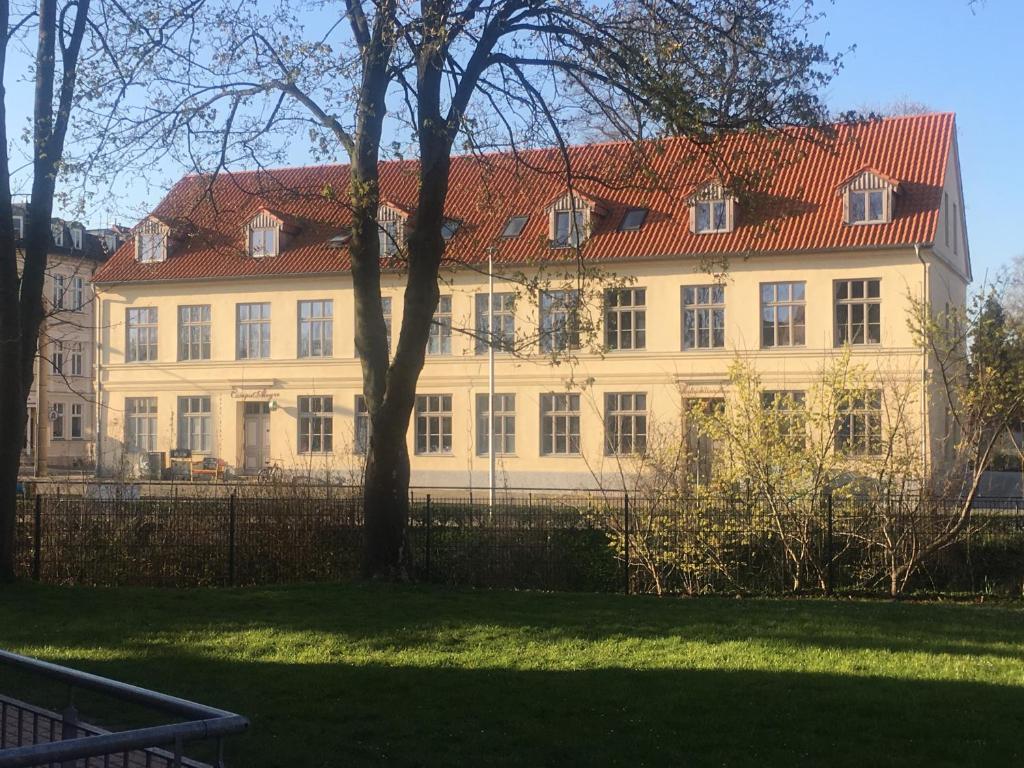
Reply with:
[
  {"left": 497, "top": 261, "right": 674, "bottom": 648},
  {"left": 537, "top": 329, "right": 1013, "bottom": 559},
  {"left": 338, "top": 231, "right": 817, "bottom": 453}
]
[{"left": 0, "top": 584, "right": 1022, "bottom": 767}]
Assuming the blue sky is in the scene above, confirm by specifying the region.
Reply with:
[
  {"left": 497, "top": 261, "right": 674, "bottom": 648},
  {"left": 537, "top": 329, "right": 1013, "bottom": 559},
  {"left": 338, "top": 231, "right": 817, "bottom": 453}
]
[{"left": 13, "top": 0, "right": 1021, "bottom": 280}]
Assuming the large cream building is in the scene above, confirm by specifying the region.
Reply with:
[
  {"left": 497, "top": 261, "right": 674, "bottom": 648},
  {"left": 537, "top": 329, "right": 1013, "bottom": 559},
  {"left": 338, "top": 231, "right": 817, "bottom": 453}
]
[{"left": 91, "top": 114, "right": 970, "bottom": 489}]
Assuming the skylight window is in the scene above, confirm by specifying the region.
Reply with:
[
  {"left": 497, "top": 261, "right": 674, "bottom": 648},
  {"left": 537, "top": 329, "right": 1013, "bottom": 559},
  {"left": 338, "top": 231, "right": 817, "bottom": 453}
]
[
  {"left": 327, "top": 230, "right": 351, "bottom": 248},
  {"left": 501, "top": 216, "right": 528, "bottom": 238},
  {"left": 619, "top": 208, "right": 648, "bottom": 231},
  {"left": 441, "top": 219, "right": 461, "bottom": 241}
]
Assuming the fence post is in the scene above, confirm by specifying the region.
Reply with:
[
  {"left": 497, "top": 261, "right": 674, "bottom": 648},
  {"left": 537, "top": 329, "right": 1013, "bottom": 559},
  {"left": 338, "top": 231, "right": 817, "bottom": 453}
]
[
  {"left": 60, "top": 689, "right": 78, "bottom": 768},
  {"left": 32, "top": 493, "right": 42, "bottom": 582},
  {"left": 228, "top": 492, "right": 237, "bottom": 587},
  {"left": 425, "top": 494, "right": 432, "bottom": 582},
  {"left": 825, "top": 491, "right": 835, "bottom": 597},
  {"left": 623, "top": 492, "right": 630, "bottom": 595}
]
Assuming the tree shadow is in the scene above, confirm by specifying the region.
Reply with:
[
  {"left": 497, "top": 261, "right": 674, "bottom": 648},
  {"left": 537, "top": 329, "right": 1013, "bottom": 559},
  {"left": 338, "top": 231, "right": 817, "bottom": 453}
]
[{"left": 14, "top": 655, "right": 1024, "bottom": 768}]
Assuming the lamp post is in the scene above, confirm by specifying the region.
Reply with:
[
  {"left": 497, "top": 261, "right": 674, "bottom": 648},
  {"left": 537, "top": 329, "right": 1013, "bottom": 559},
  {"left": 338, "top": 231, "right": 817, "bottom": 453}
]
[{"left": 487, "top": 246, "right": 496, "bottom": 507}]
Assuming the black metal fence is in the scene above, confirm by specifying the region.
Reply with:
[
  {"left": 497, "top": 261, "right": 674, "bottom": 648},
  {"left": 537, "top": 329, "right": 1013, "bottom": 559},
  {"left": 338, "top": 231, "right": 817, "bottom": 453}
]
[{"left": 13, "top": 490, "right": 1024, "bottom": 596}]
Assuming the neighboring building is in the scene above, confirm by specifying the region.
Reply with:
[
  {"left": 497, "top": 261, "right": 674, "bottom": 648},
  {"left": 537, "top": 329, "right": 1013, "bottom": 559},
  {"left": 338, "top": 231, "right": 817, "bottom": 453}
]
[
  {"left": 17, "top": 206, "right": 122, "bottom": 473},
  {"left": 91, "top": 113, "right": 971, "bottom": 488}
]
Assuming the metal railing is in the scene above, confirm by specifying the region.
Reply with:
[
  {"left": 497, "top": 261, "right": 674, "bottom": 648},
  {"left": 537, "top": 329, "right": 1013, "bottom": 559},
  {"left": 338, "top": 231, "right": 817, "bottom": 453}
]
[{"left": 0, "top": 650, "right": 248, "bottom": 768}]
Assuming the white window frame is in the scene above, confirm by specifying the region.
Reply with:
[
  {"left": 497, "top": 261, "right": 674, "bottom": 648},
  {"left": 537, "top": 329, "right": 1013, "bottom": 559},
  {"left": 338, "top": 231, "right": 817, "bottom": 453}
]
[
  {"left": 427, "top": 295, "right": 452, "bottom": 355},
  {"left": 540, "top": 393, "right": 580, "bottom": 456},
  {"left": 51, "top": 341, "right": 64, "bottom": 375},
  {"left": 539, "top": 290, "right": 580, "bottom": 353},
  {"left": 605, "top": 392, "right": 647, "bottom": 455},
  {"left": 834, "top": 278, "right": 881, "bottom": 346},
  {"left": 13, "top": 215, "right": 23, "bottom": 239},
  {"left": 847, "top": 188, "right": 887, "bottom": 225},
  {"left": 760, "top": 282, "right": 806, "bottom": 348},
  {"left": 236, "top": 302, "right": 271, "bottom": 360},
  {"left": 476, "top": 393, "right": 516, "bottom": 456},
  {"left": 605, "top": 287, "right": 646, "bottom": 351},
  {"left": 475, "top": 292, "right": 515, "bottom": 354},
  {"left": 70, "top": 342, "right": 84, "bottom": 377},
  {"left": 51, "top": 222, "right": 64, "bottom": 247},
  {"left": 70, "top": 276, "right": 84, "bottom": 311},
  {"left": 836, "top": 391, "right": 883, "bottom": 455},
  {"left": 137, "top": 231, "right": 166, "bottom": 263},
  {"left": 126, "top": 307, "right": 158, "bottom": 363},
  {"left": 354, "top": 395, "right": 371, "bottom": 454},
  {"left": 681, "top": 285, "right": 726, "bottom": 350},
  {"left": 551, "top": 209, "right": 586, "bottom": 248},
  {"left": 298, "top": 395, "right": 334, "bottom": 454},
  {"left": 70, "top": 403, "right": 83, "bottom": 440},
  {"left": 298, "top": 300, "right": 333, "bottom": 358},
  {"left": 125, "top": 397, "right": 158, "bottom": 453},
  {"left": 52, "top": 274, "right": 65, "bottom": 310},
  {"left": 415, "top": 394, "right": 453, "bottom": 455},
  {"left": 70, "top": 228, "right": 83, "bottom": 250},
  {"left": 177, "top": 396, "right": 212, "bottom": 453},
  {"left": 379, "top": 218, "right": 402, "bottom": 257},
  {"left": 693, "top": 199, "right": 730, "bottom": 234},
  {"left": 249, "top": 227, "right": 277, "bottom": 258},
  {"left": 51, "top": 403, "right": 65, "bottom": 440},
  {"left": 177, "top": 305, "right": 212, "bottom": 361}
]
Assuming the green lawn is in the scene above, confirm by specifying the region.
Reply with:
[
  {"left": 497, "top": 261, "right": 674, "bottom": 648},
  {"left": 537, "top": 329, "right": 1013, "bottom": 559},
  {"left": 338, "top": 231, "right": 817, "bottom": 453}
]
[{"left": 1, "top": 584, "right": 1022, "bottom": 767}]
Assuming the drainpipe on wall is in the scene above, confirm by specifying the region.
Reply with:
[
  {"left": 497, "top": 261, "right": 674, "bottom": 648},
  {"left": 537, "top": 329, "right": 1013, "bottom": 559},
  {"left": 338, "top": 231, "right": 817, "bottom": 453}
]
[
  {"left": 915, "top": 243, "right": 929, "bottom": 480},
  {"left": 93, "top": 283, "right": 102, "bottom": 476}
]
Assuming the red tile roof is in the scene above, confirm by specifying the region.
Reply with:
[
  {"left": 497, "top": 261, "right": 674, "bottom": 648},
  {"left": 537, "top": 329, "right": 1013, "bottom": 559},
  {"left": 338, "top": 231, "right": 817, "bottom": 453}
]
[{"left": 93, "top": 113, "right": 957, "bottom": 285}]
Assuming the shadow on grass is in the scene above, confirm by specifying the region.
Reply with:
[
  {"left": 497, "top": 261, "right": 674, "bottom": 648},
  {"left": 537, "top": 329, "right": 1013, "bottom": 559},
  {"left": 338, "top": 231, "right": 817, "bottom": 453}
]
[{"left": 16, "top": 655, "right": 1024, "bottom": 768}]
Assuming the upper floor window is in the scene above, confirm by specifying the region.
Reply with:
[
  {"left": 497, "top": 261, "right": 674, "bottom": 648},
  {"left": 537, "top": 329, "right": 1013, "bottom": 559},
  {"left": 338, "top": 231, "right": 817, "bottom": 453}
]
[
  {"left": 298, "top": 300, "right": 333, "bottom": 357},
  {"left": 835, "top": 279, "right": 880, "bottom": 346},
  {"left": 605, "top": 287, "right": 646, "bottom": 351},
  {"left": 70, "top": 276, "right": 84, "bottom": 311},
  {"left": 838, "top": 168, "right": 898, "bottom": 226},
  {"left": 540, "top": 290, "right": 580, "bottom": 353},
  {"left": 137, "top": 231, "right": 166, "bottom": 263},
  {"left": 125, "top": 307, "right": 158, "bottom": 362},
  {"left": 501, "top": 216, "right": 528, "bottom": 238},
  {"left": 475, "top": 292, "right": 515, "bottom": 354},
  {"left": 51, "top": 341, "right": 64, "bottom": 375},
  {"left": 178, "top": 305, "right": 212, "bottom": 361},
  {"left": 249, "top": 227, "right": 277, "bottom": 258},
  {"left": 552, "top": 209, "right": 586, "bottom": 248},
  {"left": 619, "top": 208, "right": 648, "bottom": 231},
  {"left": 681, "top": 285, "right": 725, "bottom": 350},
  {"left": 761, "top": 282, "right": 806, "bottom": 348},
  {"left": 427, "top": 295, "right": 452, "bottom": 355},
  {"left": 237, "top": 302, "right": 271, "bottom": 360},
  {"left": 70, "top": 342, "right": 84, "bottom": 377},
  {"left": 52, "top": 274, "right": 65, "bottom": 310},
  {"left": 688, "top": 182, "right": 735, "bottom": 234}
]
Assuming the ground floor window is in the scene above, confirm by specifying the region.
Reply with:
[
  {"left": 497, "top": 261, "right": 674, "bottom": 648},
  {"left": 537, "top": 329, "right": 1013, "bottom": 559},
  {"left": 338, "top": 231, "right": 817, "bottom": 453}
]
[
  {"left": 126, "top": 397, "right": 158, "bottom": 452},
  {"left": 70, "top": 403, "right": 83, "bottom": 440},
  {"left": 298, "top": 396, "right": 334, "bottom": 453},
  {"left": 605, "top": 392, "right": 647, "bottom": 455},
  {"left": 540, "top": 393, "right": 580, "bottom": 455},
  {"left": 51, "top": 402, "right": 65, "bottom": 440},
  {"left": 836, "top": 390, "right": 883, "bottom": 455},
  {"left": 476, "top": 393, "right": 516, "bottom": 455},
  {"left": 354, "top": 395, "right": 371, "bottom": 454},
  {"left": 416, "top": 394, "right": 452, "bottom": 454},
  {"left": 177, "top": 396, "right": 211, "bottom": 453}
]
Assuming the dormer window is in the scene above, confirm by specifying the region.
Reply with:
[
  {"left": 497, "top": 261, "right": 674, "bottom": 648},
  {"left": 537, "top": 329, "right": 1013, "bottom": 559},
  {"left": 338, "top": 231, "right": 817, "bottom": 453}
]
[
  {"left": 249, "top": 227, "right": 277, "bottom": 257},
  {"left": 838, "top": 168, "right": 898, "bottom": 226},
  {"left": 70, "top": 227, "right": 83, "bottom": 250},
  {"left": 138, "top": 232, "right": 166, "bottom": 262},
  {"left": 553, "top": 209, "right": 586, "bottom": 248},
  {"left": 688, "top": 182, "right": 735, "bottom": 235},
  {"left": 377, "top": 203, "right": 407, "bottom": 257}
]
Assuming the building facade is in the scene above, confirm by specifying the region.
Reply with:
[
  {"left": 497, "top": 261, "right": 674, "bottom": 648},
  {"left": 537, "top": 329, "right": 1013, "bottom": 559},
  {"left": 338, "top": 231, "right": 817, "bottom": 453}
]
[
  {"left": 16, "top": 206, "right": 120, "bottom": 474},
  {"left": 92, "top": 114, "right": 971, "bottom": 489}
]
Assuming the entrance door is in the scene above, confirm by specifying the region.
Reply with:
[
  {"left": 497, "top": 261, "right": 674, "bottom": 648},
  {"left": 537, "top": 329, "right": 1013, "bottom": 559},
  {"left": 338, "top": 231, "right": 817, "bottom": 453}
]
[{"left": 243, "top": 402, "right": 271, "bottom": 473}]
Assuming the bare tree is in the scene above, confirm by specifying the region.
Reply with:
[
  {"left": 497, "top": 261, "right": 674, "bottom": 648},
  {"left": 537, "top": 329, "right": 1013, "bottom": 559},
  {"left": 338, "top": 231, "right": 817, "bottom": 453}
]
[{"left": 105, "top": 0, "right": 841, "bottom": 578}]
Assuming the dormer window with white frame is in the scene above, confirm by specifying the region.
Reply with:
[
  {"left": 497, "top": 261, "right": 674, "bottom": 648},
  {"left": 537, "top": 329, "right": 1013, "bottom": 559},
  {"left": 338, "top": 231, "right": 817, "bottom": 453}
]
[
  {"left": 244, "top": 209, "right": 293, "bottom": 258},
  {"left": 838, "top": 168, "right": 899, "bottom": 226},
  {"left": 688, "top": 182, "right": 735, "bottom": 235},
  {"left": 135, "top": 218, "right": 169, "bottom": 263},
  {"left": 249, "top": 227, "right": 277, "bottom": 257},
  {"left": 70, "top": 227, "right": 83, "bottom": 250},
  {"left": 378, "top": 203, "right": 407, "bottom": 257},
  {"left": 51, "top": 222, "right": 64, "bottom": 247},
  {"left": 547, "top": 192, "right": 601, "bottom": 249}
]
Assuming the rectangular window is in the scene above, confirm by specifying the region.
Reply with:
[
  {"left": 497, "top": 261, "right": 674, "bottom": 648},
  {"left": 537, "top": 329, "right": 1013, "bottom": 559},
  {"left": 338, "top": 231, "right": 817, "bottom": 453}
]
[
  {"left": 540, "top": 393, "right": 580, "bottom": 455},
  {"left": 237, "top": 303, "right": 271, "bottom": 360},
  {"left": 70, "top": 343, "right": 84, "bottom": 377},
  {"left": 70, "top": 403, "right": 83, "bottom": 440},
  {"left": 71, "top": 228, "right": 83, "bottom": 250},
  {"left": 125, "top": 397, "right": 158, "bottom": 452},
  {"left": 476, "top": 393, "right": 516, "bottom": 455},
  {"left": 126, "top": 307, "right": 158, "bottom": 362},
  {"left": 953, "top": 203, "right": 959, "bottom": 255},
  {"left": 836, "top": 391, "right": 882, "bottom": 455},
  {"left": 51, "top": 222, "right": 64, "bottom": 247},
  {"left": 178, "top": 305, "right": 212, "bottom": 361},
  {"left": 605, "top": 288, "right": 646, "bottom": 351},
  {"left": 694, "top": 200, "right": 728, "bottom": 233},
  {"left": 540, "top": 290, "right": 580, "bottom": 353},
  {"left": 51, "top": 341, "right": 64, "bottom": 375},
  {"left": 177, "top": 396, "right": 211, "bottom": 453},
  {"left": 685, "top": 398, "right": 724, "bottom": 485},
  {"left": 605, "top": 392, "right": 647, "bottom": 455},
  {"left": 13, "top": 215, "right": 23, "bottom": 239},
  {"left": 70, "top": 276, "right": 84, "bottom": 311},
  {"left": 849, "top": 189, "right": 885, "bottom": 224},
  {"left": 835, "top": 279, "right": 881, "bottom": 346},
  {"left": 552, "top": 209, "right": 586, "bottom": 247},
  {"left": 761, "top": 282, "right": 806, "bottom": 348},
  {"left": 475, "top": 293, "right": 515, "bottom": 354},
  {"left": 298, "top": 300, "right": 333, "bottom": 358},
  {"left": 681, "top": 285, "right": 725, "bottom": 350},
  {"left": 379, "top": 219, "right": 401, "bottom": 257},
  {"left": 427, "top": 295, "right": 452, "bottom": 355},
  {"left": 354, "top": 395, "right": 371, "bottom": 454},
  {"left": 415, "top": 394, "right": 453, "bottom": 455},
  {"left": 944, "top": 192, "right": 950, "bottom": 247},
  {"left": 249, "top": 227, "right": 276, "bottom": 257},
  {"left": 298, "top": 395, "right": 333, "bottom": 453},
  {"left": 52, "top": 274, "right": 65, "bottom": 310},
  {"left": 138, "top": 232, "right": 165, "bottom": 262},
  {"left": 761, "top": 390, "right": 806, "bottom": 444},
  {"left": 382, "top": 297, "right": 392, "bottom": 351},
  {"left": 51, "top": 403, "right": 65, "bottom": 440}
]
